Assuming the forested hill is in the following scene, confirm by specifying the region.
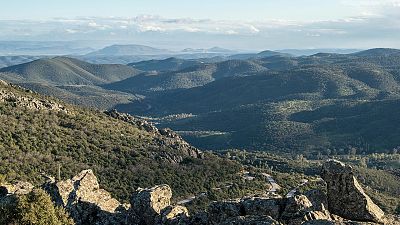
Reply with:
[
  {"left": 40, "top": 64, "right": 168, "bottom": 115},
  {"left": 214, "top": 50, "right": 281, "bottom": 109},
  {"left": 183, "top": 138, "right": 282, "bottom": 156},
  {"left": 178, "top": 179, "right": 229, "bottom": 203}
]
[
  {"left": 0, "top": 80, "right": 240, "bottom": 201},
  {"left": 0, "top": 56, "right": 142, "bottom": 85}
]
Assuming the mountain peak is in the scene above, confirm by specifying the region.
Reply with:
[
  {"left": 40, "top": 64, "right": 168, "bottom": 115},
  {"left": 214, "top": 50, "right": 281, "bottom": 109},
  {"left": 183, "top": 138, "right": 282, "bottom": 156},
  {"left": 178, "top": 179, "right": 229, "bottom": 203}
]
[{"left": 87, "top": 44, "right": 172, "bottom": 56}]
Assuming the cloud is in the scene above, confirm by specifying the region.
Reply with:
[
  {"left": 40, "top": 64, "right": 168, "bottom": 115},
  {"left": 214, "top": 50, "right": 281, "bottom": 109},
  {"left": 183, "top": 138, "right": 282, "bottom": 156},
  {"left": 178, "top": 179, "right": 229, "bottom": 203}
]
[{"left": 0, "top": 11, "right": 399, "bottom": 50}]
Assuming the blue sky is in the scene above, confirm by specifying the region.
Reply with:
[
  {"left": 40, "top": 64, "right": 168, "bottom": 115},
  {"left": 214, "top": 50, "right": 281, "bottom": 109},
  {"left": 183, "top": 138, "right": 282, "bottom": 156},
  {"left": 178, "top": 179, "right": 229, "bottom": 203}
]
[{"left": 1, "top": 0, "right": 400, "bottom": 50}]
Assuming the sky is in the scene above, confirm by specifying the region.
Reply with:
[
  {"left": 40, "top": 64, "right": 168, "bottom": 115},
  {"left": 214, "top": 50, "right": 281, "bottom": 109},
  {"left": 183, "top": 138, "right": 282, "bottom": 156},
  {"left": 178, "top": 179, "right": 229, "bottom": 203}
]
[{"left": 0, "top": 0, "right": 400, "bottom": 50}]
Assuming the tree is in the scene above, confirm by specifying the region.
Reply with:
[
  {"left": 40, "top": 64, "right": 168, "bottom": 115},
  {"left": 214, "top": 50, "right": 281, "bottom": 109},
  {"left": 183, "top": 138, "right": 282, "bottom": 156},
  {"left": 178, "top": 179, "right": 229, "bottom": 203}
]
[{"left": 5, "top": 189, "right": 74, "bottom": 225}]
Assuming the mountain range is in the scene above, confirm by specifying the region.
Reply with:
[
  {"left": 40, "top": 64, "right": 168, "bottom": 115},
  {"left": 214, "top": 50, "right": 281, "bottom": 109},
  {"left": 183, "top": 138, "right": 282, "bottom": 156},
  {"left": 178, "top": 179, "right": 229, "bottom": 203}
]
[{"left": 2, "top": 48, "right": 400, "bottom": 155}]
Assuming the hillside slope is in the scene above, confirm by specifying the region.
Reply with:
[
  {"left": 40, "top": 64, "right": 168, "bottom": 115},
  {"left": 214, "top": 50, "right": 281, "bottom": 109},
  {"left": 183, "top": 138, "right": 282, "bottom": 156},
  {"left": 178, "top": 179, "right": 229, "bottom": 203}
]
[{"left": 0, "top": 80, "right": 240, "bottom": 200}]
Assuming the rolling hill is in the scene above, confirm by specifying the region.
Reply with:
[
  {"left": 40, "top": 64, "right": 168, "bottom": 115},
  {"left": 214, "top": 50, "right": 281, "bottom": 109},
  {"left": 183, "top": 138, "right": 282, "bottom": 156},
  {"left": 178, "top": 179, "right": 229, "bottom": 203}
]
[
  {"left": 0, "top": 56, "right": 142, "bottom": 85},
  {"left": 128, "top": 57, "right": 204, "bottom": 72},
  {"left": 105, "top": 59, "right": 268, "bottom": 93},
  {"left": 110, "top": 49, "right": 400, "bottom": 153},
  {"left": 4, "top": 48, "right": 400, "bottom": 155}
]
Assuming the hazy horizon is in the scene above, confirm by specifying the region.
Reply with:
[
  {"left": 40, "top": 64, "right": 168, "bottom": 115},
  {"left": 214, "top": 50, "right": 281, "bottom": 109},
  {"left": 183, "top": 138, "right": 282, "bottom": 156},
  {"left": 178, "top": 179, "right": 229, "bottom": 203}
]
[{"left": 1, "top": 0, "right": 400, "bottom": 50}]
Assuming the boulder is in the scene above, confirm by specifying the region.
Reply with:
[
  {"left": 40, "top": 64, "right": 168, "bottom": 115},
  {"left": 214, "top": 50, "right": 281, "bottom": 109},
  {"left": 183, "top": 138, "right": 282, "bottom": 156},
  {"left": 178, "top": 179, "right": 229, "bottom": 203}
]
[
  {"left": 158, "top": 205, "right": 190, "bottom": 225},
  {"left": 280, "top": 194, "right": 313, "bottom": 225},
  {"left": 321, "top": 160, "right": 384, "bottom": 223},
  {"left": 44, "top": 169, "right": 124, "bottom": 225},
  {"left": 131, "top": 184, "right": 173, "bottom": 225}
]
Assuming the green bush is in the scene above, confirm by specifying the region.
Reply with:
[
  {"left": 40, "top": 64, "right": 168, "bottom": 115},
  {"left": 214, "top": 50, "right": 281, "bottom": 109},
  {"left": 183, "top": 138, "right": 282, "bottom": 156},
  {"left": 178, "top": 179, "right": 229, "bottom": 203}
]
[{"left": 1, "top": 189, "right": 74, "bottom": 225}]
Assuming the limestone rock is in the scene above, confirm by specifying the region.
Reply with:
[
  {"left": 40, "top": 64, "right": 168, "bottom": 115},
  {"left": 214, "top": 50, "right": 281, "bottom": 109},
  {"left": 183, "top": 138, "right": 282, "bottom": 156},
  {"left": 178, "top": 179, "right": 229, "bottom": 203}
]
[
  {"left": 45, "top": 169, "right": 124, "bottom": 225},
  {"left": 0, "top": 87, "right": 67, "bottom": 112},
  {"left": 303, "top": 210, "right": 333, "bottom": 222},
  {"left": 131, "top": 184, "right": 173, "bottom": 225},
  {"left": 280, "top": 194, "right": 313, "bottom": 225},
  {"left": 321, "top": 160, "right": 385, "bottom": 223},
  {"left": 0, "top": 181, "right": 34, "bottom": 196},
  {"left": 158, "top": 205, "right": 190, "bottom": 225},
  {"left": 304, "top": 189, "right": 328, "bottom": 211},
  {"left": 241, "top": 197, "right": 283, "bottom": 220}
]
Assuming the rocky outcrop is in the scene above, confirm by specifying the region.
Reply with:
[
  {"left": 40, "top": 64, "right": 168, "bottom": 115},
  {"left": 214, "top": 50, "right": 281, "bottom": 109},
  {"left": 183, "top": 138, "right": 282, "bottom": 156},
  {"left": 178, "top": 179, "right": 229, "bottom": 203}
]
[
  {"left": 158, "top": 205, "right": 190, "bottom": 225},
  {"left": 280, "top": 195, "right": 313, "bottom": 224},
  {"left": 130, "top": 184, "right": 189, "bottom": 225},
  {"left": 0, "top": 80, "right": 67, "bottom": 112},
  {"left": 105, "top": 109, "right": 204, "bottom": 163},
  {"left": 321, "top": 160, "right": 385, "bottom": 223},
  {"left": 0, "top": 181, "right": 34, "bottom": 196},
  {"left": 44, "top": 169, "right": 126, "bottom": 225},
  {"left": 304, "top": 189, "right": 328, "bottom": 211},
  {"left": 2, "top": 160, "right": 398, "bottom": 225}
]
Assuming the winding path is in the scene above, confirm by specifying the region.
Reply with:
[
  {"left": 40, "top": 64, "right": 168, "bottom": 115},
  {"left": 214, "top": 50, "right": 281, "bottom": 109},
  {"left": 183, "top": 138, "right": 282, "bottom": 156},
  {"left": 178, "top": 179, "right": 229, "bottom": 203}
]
[{"left": 261, "top": 173, "right": 281, "bottom": 193}]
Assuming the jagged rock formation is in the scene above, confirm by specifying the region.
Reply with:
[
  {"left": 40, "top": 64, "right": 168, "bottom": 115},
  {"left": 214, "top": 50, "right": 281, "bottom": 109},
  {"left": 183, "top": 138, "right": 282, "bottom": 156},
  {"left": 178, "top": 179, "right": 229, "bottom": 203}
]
[
  {"left": 131, "top": 185, "right": 172, "bottom": 225},
  {"left": 2, "top": 160, "right": 399, "bottom": 225},
  {"left": 105, "top": 109, "right": 204, "bottom": 163},
  {"left": 44, "top": 169, "right": 126, "bottom": 225},
  {"left": 304, "top": 189, "right": 328, "bottom": 211},
  {"left": 158, "top": 205, "right": 190, "bottom": 225},
  {"left": 321, "top": 160, "right": 385, "bottom": 223},
  {"left": 129, "top": 185, "right": 190, "bottom": 225}
]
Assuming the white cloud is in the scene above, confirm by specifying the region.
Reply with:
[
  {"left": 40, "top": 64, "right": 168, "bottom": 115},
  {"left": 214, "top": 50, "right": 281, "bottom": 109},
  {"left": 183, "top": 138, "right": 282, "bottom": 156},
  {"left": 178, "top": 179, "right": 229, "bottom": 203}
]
[
  {"left": 65, "top": 29, "right": 78, "bottom": 34},
  {"left": 248, "top": 25, "right": 260, "bottom": 34},
  {"left": 1, "top": 12, "right": 400, "bottom": 49}
]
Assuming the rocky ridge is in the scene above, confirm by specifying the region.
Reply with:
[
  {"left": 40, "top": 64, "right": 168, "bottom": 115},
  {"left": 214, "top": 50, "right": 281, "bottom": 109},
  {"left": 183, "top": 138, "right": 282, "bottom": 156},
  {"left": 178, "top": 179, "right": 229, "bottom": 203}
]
[
  {"left": 0, "top": 79, "right": 68, "bottom": 112},
  {"left": 1, "top": 160, "right": 399, "bottom": 225},
  {"left": 105, "top": 109, "right": 204, "bottom": 163}
]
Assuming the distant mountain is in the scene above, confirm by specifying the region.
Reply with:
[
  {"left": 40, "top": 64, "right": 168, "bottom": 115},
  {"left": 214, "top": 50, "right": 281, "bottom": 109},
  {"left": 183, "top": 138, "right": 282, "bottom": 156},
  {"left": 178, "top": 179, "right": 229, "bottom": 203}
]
[
  {"left": 182, "top": 47, "right": 237, "bottom": 54},
  {"left": 0, "top": 56, "right": 142, "bottom": 85},
  {"left": 278, "top": 48, "right": 361, "bottom": 56},
  {"left": 128, "top": 57, "right": 204, "bottom": 72},
  {"left": 229, "top": 50, "right": 291, "bottom": 60},
  {"left": 86, "top": 44, "right": 173, "bottom": 56},
  {"left": 352, "top": 48, "right": 400, "bottom": 57},
  {"left": 105, "top": 59, "right": 268, "bottom": 93}
]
